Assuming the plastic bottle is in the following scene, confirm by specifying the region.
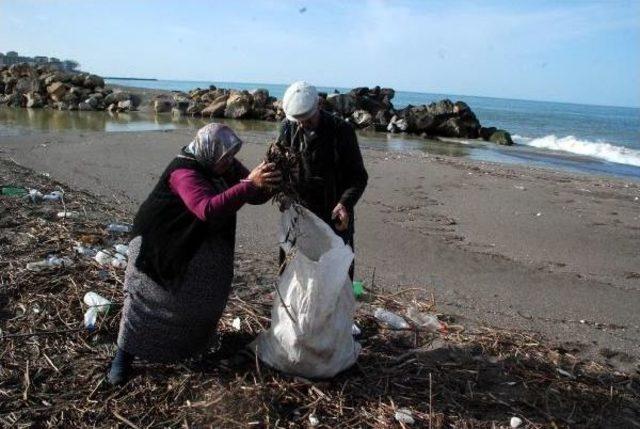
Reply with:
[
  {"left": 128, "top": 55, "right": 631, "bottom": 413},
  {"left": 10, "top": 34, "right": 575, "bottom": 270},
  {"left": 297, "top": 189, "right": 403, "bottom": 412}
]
[
  {"left": 74, "top": 245, "right": 97, "bottom": 257},
  {"left": 83, "top": 292, "right": 112, "bottom": 330},
  {"left": 26, "top": 255, "right": 72, "bottom": 271},
  {"left": 114, "top": 244, "right": 129, "bottom": 256},
  {"left": 1, "top": 186, "right": 27, "bottom": 197},
  {"left": 107, "top": 223, "right": 131, "bottom": 234},
  {"left": 406, "top": 307, "right": 442, "bottom": 333},
  {"left": 374, "top": 308, "right": 411, "bottom": 330},
  {"left": 27, "top": 189, "right": 44, "bottom": 203},
  {"left": 57, "top": 211, "right": 80, "bottom": 219},
  {"left": 94, "top": 250, "right": 113, "bottom": 266},
  {"left": 43, "top": 191, "right": 63, "bottom": 202}
]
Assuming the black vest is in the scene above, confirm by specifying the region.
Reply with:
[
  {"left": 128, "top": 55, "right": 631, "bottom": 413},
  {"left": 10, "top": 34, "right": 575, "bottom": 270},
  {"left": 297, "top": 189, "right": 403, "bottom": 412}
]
[{"left": 131, "top": 151, "right": 237, "bottom": 288}]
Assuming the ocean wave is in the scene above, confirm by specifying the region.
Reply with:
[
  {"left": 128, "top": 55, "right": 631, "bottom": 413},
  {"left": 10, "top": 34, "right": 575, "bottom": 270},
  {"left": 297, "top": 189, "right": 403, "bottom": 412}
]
[{"left": 512, "top": 134, "right": 640, "bottom": 167}]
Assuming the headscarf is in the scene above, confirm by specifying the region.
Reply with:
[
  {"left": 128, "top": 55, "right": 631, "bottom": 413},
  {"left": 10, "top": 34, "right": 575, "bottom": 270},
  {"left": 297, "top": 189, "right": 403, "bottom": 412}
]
[{"left": 185, "top": 123, "right": 243, "bottom": 167}]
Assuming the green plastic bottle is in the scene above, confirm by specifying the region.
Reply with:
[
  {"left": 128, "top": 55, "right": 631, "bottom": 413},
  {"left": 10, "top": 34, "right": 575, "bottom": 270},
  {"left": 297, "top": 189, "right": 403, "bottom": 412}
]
[
  {"left": 352, "top": 280, "right": 364, "bottom": 299},
  {"left": 1, "top": 186, "right": 27, "bottom": 197}
]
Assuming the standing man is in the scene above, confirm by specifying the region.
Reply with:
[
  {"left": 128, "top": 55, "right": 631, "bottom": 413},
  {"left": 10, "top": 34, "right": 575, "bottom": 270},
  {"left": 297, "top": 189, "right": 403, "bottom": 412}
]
[{"left": 278, "top": 81, "right": 368, "bottom": 279}]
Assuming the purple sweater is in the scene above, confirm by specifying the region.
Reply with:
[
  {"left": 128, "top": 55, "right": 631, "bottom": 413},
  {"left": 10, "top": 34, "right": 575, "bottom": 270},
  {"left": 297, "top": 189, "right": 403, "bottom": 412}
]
[{"left": 169, "top": 165, "right": 265, "bottom": 221}]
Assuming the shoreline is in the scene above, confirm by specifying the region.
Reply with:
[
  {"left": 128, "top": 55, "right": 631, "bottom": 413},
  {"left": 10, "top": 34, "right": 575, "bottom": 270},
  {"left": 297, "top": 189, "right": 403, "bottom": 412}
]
[{"left": 2, "top": 127, "right": 639, "bottom": 373}]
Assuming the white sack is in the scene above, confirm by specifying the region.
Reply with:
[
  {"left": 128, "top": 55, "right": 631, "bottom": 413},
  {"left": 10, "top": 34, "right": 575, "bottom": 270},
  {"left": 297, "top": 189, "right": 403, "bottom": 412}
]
[{"left": 252, "top": 205, "right": 360, "bottom": 378}]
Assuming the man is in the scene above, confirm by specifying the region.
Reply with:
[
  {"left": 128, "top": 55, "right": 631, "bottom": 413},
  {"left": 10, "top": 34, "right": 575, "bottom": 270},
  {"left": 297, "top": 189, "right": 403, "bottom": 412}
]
[{"left": 278, "top": 81, "right": 368, "bottom": 279}]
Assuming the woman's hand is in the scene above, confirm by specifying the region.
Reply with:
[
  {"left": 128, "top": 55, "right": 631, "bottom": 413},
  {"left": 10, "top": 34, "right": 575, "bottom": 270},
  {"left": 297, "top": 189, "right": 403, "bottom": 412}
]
[{"left": 248, "top": 161, "right": 282, "bottom": 189}]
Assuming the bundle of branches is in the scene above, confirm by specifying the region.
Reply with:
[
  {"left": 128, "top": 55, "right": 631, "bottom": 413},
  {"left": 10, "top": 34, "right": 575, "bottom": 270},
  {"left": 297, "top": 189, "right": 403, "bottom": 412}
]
[
  {"left": 265, "top": 141, "right": 301, "bottom": 209},
  {"left": 2, "top": 159, "right": 639, "bottom": 428}
]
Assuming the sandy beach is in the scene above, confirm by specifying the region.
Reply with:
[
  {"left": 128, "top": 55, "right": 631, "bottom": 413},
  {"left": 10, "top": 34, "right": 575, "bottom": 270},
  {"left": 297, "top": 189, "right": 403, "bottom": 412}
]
[{"left": 2, "top": 124, "right": 639, "bottom": 372}]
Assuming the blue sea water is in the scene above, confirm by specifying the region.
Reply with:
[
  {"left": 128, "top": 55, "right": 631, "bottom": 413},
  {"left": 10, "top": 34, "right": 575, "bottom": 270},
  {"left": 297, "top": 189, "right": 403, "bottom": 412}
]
[{"left": 107, "top": 78, "right": 640, "bottom": 177}]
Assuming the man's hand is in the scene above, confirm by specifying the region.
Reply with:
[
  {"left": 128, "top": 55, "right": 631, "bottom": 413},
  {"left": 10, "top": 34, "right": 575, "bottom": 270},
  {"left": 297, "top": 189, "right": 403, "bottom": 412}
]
[
  {"left": 248, "top": 161, "right": 282, "bottom": 189},
  {"left": 331, "top": 203, "right": 349, "bottom": 232}
]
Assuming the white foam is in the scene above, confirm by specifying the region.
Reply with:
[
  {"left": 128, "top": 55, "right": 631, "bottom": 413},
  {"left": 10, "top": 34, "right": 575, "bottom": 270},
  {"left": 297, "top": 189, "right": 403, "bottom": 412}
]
[{"left": 512, "top": 135, "right": 640, "bottom": 167}]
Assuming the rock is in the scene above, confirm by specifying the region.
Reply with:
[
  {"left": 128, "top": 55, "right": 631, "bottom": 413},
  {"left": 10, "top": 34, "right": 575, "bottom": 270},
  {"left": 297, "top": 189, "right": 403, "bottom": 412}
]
[
  {"left": 326, "top": 93, "right": 356, "bottom": 116},
  {"left": 117, "top": 100, "right": 132, "bottom": 111},
  {"left": 351, "top": 110, "right": 373, "bottom": 128},
  {"left": 374, "top": 109, "right": 392, "bottom": 126},
  {"left": 14, "top": 77, "right": 40, "bottom": 95},
  {"left": 404, "top": 106, "right": 436, "bottom": 133},
  {"left": 224, "top": 91, "right": 253, "bottom": 119},
  {"left": 84, "top": 97, "right": 100, "bottom": 109},
  {"left": 47, "top": 82, "right": 68, "bottom": 101},
  {"left": 67, "top": 103, "right": 78, "bottom": 111},
  {"left": 428, "top": 99, "right": 455, "bottom": 116},
  {"left": 201, "top": 94, "right": 229, "bottom": 117},
  {"left": 25, "top": 92, "right": 44, "bottom": 108},
  {"left": 71, "top": 73, "right": 86, "bottom": 86},
  {"left": 489, "top": 129, "right": 514, "bottom": 145},
  {"left": 153, "top": 98, "right": 173, "bottom": 113},
  {"left": 250, "top": 88, "right": 270, "bottom": 108},
  {"left": 114, "top": 91, "right": 132, "bottom": 103},
  {"left": 186, "top": 101, "right": 205, "bottom": 115},
  {"left": 107, "top": 103, "right": 117, "bottom": 112},
  {"left": 387, "top": 115, "right": 408, "bottom": 133},
  {"left": 171, "top": 107, "right": 184, "bottom": 117},
  {"left": 435, "top": 116, "right": 480, "bottom": 138},
  {"left": 479, "top": 126, "right": 497, "bottom": 141},
  {"left": 9, "top": 63, "right": 32, "bottom": 78},
  {"left": 380, "top": 87, "right": 395, "bottom": 100},
  {"left": 84, "top": 74, "right": 105, "bottom": 89},
  {"left": 78, "top": 102, "right": 94, "bottom": 111}
]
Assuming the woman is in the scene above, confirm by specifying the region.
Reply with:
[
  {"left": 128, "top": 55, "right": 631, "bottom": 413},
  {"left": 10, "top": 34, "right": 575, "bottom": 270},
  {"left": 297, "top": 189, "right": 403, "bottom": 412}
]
[{"left": 107, "top": 123, "right": 280, "bottom": 385}]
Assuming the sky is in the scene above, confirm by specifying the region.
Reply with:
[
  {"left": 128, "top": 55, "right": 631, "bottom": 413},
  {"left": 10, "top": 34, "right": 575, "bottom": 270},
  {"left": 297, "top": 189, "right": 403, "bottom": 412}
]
[{"left": 1, "top": 0, "right": 639, "bottom": 107}]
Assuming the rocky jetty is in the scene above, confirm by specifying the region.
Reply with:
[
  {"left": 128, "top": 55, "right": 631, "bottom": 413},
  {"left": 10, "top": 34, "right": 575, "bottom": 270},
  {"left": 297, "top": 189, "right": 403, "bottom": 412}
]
[
  {"left": 0, "top": 63, "right": 512, "bottom": 144},
  {"left": 0, "top": 63, "right": 139, "bottom": 112},
  {"left": 157, "top": 84, "right": 512, "bottom": 145}
]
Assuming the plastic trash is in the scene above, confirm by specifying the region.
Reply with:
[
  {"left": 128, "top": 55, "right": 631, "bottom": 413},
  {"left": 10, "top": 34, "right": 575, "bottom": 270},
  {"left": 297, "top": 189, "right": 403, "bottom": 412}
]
[
  {"left": 351, "top": 323, "right": 361, "bottom": 336},
  {"left": 1, "top": 186, "right": 27, "bottom": 197},
  {"left": 27, "top": 189, "right": 44, "bottom": 203},
  {"left": 374, "top": 308, "right": 410, "bottom": 330},
  {"left": 57, "top": 211, "right": 80, "bottom": 219},
  {"left": 232, "top": 317, "right": 242, "bottom": 330},
  {"left": 308, "top": 414, "right": 319, "bottom": 427},
  {"left": 74, "top": 245, "right": 97, "bottom": 257},
  {"left": 107, "top": 223, "right": 131, "bottom": 234},
  {"left": 43, "top": 191, "right": 63, "bottom": 202},
  {"left": 252, "top": 205, "right": 360, "bottom": 378},
  {"left": 395, "top": 408, "right": 415, "bottom": 425},
  {"left": 114, "top": 244, "right": 129, "bottom": 256},
  {"left": 111, "top": 257, "right": 127, "bottom": 269},
  {"left": 83, "top": 292, "right": 112, "bottom": 330},
  {"left": 26, "top": 255, "right": 72, "bottom": 271},
  {"left": 510, "top": 417, "right": 523, "bottom": 428},
  {"left": 406, "top": 307, "right": 443, "bottom": 333},
  {"left": 352, "top": 280, "right": 364, "bottom": 299}
]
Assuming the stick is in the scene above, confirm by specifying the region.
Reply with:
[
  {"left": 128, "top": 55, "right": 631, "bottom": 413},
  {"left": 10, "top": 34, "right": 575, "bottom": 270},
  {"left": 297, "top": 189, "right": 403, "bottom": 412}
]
[{"left": 112, "top": 411, "right": 141, "bottom": 429}]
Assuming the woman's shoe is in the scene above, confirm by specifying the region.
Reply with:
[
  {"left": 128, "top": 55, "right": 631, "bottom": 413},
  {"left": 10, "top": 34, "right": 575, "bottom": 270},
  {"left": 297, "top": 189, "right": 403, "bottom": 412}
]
[{"left": 107, "top": 348, "right": 134, "bottom": 385}]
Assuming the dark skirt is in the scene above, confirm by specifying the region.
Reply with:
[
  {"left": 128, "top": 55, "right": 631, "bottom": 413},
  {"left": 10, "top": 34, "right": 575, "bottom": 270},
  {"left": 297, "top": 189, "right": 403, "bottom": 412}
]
[{"left": 116, "top": 235, "right": 234, "bottom": 362}]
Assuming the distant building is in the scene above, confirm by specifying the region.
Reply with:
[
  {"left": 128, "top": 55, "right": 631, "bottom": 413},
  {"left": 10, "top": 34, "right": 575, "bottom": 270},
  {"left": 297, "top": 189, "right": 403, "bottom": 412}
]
[{"left": 0, "top": 51, "right": 80, "bottom": 71}]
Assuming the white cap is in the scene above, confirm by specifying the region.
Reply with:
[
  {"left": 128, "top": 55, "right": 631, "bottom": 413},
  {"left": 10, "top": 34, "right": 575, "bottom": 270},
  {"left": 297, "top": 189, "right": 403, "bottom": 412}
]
[{"left": 282, "top": 81, "right": 319, "bottom": 121}]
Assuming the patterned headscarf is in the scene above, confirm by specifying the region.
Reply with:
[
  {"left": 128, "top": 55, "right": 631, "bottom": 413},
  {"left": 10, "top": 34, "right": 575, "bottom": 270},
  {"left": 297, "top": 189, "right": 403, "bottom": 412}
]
[{"left": 185, "top": 123, "right": 243, "bottom": 166}]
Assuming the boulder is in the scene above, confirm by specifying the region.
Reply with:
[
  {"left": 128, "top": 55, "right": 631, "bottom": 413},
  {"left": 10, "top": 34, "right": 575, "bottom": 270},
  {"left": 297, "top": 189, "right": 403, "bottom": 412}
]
[
  {"left": 374, "top": 109, "right": 392, "bottom": 126},
  {"left": 201, "top": 94, "right": 229, "bottom": 117},
  {"left": 14, "top": 77, "right": 40, "bottom": 95},
  {"left": 489, "top": 129, "right": 513, "bottom": 146},
  {"left": 153, "top": 98, "right": 173, "bottom": 113},
  {"left": 55, "top": 101, "right": 69, "bottom": 111},
  {"left": 84, "top": 74, "right": 105, "bottom": 89},
  {"left": 186, "top": 101, "right": 205, "bottom": 115},
  {"left": 25, "top": 92, "right": 44, "bottom": 108},
  {"left": 250, "top": 88, "right": 270, "bottom": 108},
  {"left": 404, "top": 106, "right": 436, "bottom": 133},
  {"left": 72, "top": 73, "right": 86, "bottom": 86},
  {"left": 85, "top": 96, "right": 100, "bottom": 109},
  {"left": 47, "top": 82, "right": 68, "bottom": 101},
  {"left": 479, "top": 126, "right": 497, "bottom": 141},
  {"left": 224, "top": 91, "right": 253, "bottom": 119},
  {"left": 380, "top": 87, "right": 395, "bottom": 100},
  {"left": 326, "top": 93, "right": 356, "bottom": 117},
  {"left": 427, "top": 99, "right": 455, "bottom": 117},
  {"left": 9, "top": 63, "right": 32, "bottom": 78},
  {"left": 78, "top": 102, "right": 94, "bottom": 111},
  {"left": 107, "top": 103, "right": 117, "bottom": 112},
  {"left": 387, "top": 115, "right": 408, "bottom": 133},
  {"left": 117, "top": 100, "right": 133, "bottom": 111},
  {"left": 172, "top": 107, "right": 184, "bottom": 117},
  {"left": 351, "top": 110, "right": 373, "bottom": 128},
  {"left": 434, "top": 116, "right": 479, "bottom": 139}
]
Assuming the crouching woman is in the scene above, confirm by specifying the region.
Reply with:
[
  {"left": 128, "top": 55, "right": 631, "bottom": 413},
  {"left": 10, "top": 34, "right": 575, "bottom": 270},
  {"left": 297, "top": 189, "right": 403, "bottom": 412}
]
[{"left": 107, "top": 123, "right": 280, "bottom": 385}]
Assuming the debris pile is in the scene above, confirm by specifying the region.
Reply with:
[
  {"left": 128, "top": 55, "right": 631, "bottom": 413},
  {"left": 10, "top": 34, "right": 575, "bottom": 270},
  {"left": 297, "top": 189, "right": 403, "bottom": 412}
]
[{"left": 1, "top": 159, "right": 638, "bottom": 427}]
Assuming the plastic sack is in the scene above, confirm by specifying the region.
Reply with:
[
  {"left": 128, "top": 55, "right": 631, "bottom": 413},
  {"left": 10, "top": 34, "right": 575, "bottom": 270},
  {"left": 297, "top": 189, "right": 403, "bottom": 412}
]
[{"left": 251, "top": 205, "right": 360, "bottom": 378}]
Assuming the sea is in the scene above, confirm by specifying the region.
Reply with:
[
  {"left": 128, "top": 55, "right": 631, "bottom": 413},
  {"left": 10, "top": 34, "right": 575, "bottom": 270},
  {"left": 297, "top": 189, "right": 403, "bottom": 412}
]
[{"left": 2, "top": 78, "right": 639, "bottom": 180}]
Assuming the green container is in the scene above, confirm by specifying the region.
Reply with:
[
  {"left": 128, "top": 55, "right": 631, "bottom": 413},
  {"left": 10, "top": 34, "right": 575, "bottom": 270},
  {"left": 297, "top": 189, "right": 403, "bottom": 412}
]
[
  {"left": 352, "top": 280, "right": 364, "bottom": 299},
  {"left": 1, "top": 186, "right": 27, "bottom": 197}
]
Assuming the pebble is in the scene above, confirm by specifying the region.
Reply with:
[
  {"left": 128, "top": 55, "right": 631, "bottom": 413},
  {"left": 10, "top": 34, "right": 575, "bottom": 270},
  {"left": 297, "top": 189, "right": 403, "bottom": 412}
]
[
  {"left": 232, "top": 317, "right": 241, "bottom": 330},
  {"left": 510, "top": 416, "right": 523, "bottom": 428},
  {"left": 308, "top": 414, "right": 319, "bottom": 426}
]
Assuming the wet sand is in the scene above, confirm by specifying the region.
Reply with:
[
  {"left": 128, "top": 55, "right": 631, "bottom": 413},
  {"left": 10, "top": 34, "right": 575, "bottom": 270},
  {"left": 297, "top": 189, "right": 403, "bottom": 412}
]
[{"left": 1, "top": 127, "right": 639, "bottom": 372}]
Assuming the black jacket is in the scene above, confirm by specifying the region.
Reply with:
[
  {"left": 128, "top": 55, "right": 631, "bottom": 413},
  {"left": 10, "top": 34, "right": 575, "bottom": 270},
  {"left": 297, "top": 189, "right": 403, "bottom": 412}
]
[{"left": 277, "top": 110, "right": 368, "bottom": 235}]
